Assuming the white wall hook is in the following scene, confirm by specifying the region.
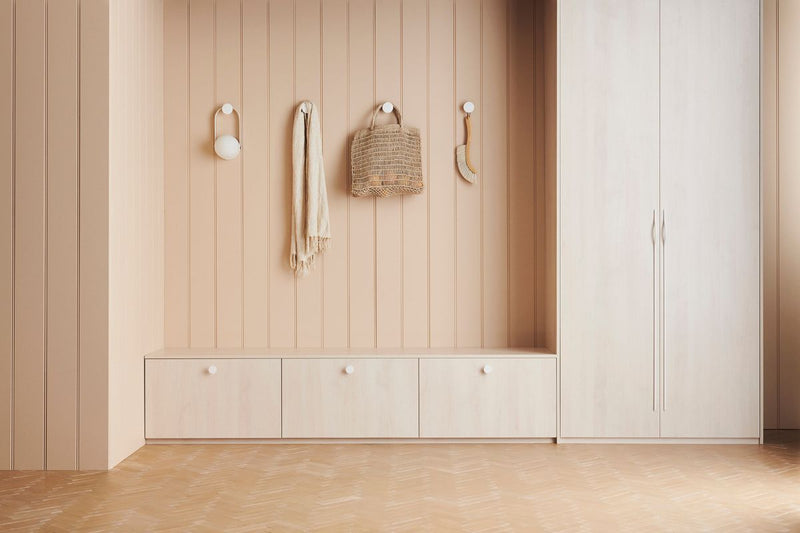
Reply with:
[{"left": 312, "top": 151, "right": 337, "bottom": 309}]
[
  {"left": 208, "top": 365, "right": 218, "bottom": 375},
  {"left": 381, "top": 101, "right": 394, "bottom": 113},
  {"left": 463, "top": 101, "right": 475, "bottom": 114},
  {"left": 344, "top": 365, "right": 355, "bottom": 375},
  {"left": 482, "top": 364, "right": 493, "bottom": 375}
]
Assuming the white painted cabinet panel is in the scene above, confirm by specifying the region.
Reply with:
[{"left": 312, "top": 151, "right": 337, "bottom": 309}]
[
  {"left": 659, "top": 0, "right": 760, "bottom": 438},
  {"left": 145, "top": 359, "right": 281, "bottom": 439},
  {"left": 420, "top": 358, "right": 556, "bottom": 438},
  {"left": 559, "top": 0, "right": 661, "bottom": 438},
  {"left": 282, "top": 358, "right": 419, "bottom": 438}
]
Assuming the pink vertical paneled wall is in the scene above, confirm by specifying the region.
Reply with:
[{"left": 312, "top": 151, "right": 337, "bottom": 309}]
[
  {"left": 162, "top": 0, "right": 556, "bottom": 350},
  {"left": 0, "top": 0, "right": 165, "bottom": 470},
  {"left": 763, "top": 0, "right": 800, "bottom": 430}
]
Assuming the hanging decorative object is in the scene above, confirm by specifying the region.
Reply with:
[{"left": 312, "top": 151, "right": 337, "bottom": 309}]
[
  {"left": 213, "top": 103, "right": 242, "bottom": 160},
  {"left": 456, "top": 101, "right": 478, "bottom": 183}
]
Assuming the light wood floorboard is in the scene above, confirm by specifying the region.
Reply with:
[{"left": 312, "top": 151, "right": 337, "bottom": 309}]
[{"left": 0, "top": 433, "right": 798, "bottom": 531}]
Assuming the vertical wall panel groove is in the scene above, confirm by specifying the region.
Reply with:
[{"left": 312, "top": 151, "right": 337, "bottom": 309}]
[
  {"left": 348, "top": 0, "right": 377, "bottom": 348},
  {"left": 215, "top": 0, "right": 243, "bottom": 347},
  {"left": 295, "top": 0, "right": 323, "bottom": 348},
  {"left": 401, "top": 0, "right": 429, "bottom": 348},
  {"left": 14, "top": 0, "right": 46, "bottom": 470},
  {"left": 778, "top": 0, "right": 800, "bottom": 428},
  {"left": 242, "top": 0, "right": 268, "bottom": 347},
  {"left": 79, "top": 0, "right": 109, "bottom": 469},
  {"left": 428, "top": 0, "right": 455, "bottom": 347},
  {"left": 482, "top": 0, "right": 508, "bottom": 347},
  {"left": 0, "top": 0, "right": 14, "bottom": 470},
  {"left": 455, "top": 0, "right": 482, "bottom": 347},
  {"left": 189, "top": 0, "right": 216, "bottom": 347},
  {"left": 508, "top": 0, "right": 534, "bottom": 347},
  {"left": 268, "top": 0, "right": 296, "bottom": 348},
  {"left": 164, "top": 0, "right": 190, "bottom": 348},
  {"left": 375, "top": 0, "right": 403, "bottom": 348},
  {"left": 322, "top": 0, "right": 349, "bottom": 348},
  {"left": 46, "top": 0, "right": 79, "bottom": 470}
]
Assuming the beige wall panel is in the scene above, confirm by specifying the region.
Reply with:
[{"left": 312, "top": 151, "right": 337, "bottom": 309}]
[
  {"left": 0, "top": 0, "right": 14, "bottom": 470},
  {"left": 46, "top": 0, "right": 79, "bottom": 470},
  {"left": 79, "top": 0, "right": 109, "bottom": 470},
  {"left": 481, "top": 0, "right": 509, "bottom": 346},
  {"left": 762, "top": 0, "right": 778, "bottom": 429},
  {"left": 295, "top": 0, "right": 323, "bottom": 348},
  {"left": 321, "top": 0, "right": 349, "bottom": 348},
  {"left": 107, "top": 0, "right": 164, "bottom": 471},
  {"left": 533, "top": 0, "right": 546, "bottom": 346},
  {"left": 779, "top": 0, "right": 800, "bottom": 429},
  {"left": 242, "top": 0, "right": 269, "bottom": 347},
  {"left": 428, "top": 0, "right": 456, "bottom": 348},
  {"left": 508, "top": 0, "right": 534, "bottom": 347},
  {"left": 455, "top": 0, "right": 482, "bottom": 347},
  {"left": 14, "top": 0, "right": 46, "bottom": 470},
  {"left": 162, "top": 0, "right": 550, "bottom": 351},
  {"left": 268, "top": 0, "right": 295, "bottom": 347},
  {"left": 188, "top": 0, "right": 216, "bottom": 348},
  {"left": 348, "top": 0, "right": 376, "bottom": 348},
  {"left": 164, "top": 0, "right": 190, "bottom": 348},
  {"left": 543, "top": 0, "right": 557, "bottom": 352},
  {"left": 375, "top": 0, "right": 403, "bottom": 348},
  {"left": 215, "top": 0, "right": 243, "bottom": 348},
  {"left": 401, "top": 0, "right": 429, "bottom": 348}
]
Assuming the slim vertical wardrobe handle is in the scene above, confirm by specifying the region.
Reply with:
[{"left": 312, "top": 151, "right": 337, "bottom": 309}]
[
  {"left": 652, "top": 210, "right": 657, "bottom": 411},
  {"left": 661, "top": 210, "right": 666, "bottom": 411}
]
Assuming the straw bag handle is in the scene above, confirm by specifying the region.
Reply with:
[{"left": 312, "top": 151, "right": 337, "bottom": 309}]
[{"left": 369, "top": 104, "right": 403, "bottom": 129}]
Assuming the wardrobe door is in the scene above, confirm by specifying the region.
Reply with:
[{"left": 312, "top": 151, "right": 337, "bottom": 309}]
[
  {"left": 560, "top": 0, "right": 660, "bottom": 438},
  {"left": 660, "top": 0, "right": 760, "bottom": 438}
]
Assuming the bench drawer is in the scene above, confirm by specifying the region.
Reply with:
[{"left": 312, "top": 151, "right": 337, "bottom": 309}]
[
  {"left": 282, "top": 358, "right": 418, "bottom": 438},
  {"left": 420, "top": 358, "right": 556, "bottom": 438},
  {"left": 145, "top": 359, "right": 281, "bottom": 439}
]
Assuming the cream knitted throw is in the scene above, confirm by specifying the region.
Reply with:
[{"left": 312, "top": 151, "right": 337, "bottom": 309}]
[{"left": 291, "top": 100, "right": 331, "bottom": 276}]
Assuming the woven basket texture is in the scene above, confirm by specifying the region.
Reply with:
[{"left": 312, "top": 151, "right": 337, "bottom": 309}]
[{"left": 351, "top": 106, "right": 423, "bottom": 198}]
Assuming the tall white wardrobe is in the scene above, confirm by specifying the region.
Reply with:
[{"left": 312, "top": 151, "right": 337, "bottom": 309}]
[{"left": 559, "top": 0, "right": 761, "bottom": 441}]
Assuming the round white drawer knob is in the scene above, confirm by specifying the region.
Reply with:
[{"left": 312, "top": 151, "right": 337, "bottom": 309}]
[
  {"left": 208, "top": 365, "right": 218, "bottom": 375},
  {"left": 344, "top": 365, "right": 355, "bottom": 375},
  {"left": 482, "top": 364, "right": 493, "bottom": 375}
]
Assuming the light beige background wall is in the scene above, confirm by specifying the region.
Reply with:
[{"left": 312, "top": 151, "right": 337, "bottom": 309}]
[
  {"left": 163, "top": 0, "right": 556, "bottom": 351},
  {"left": 108, "top": 0, "right": 165, "bottom": 469},
  {"left": 763, "top": 0, "right": 800, "bottom": 430},
  {"left": 0, "top": 0, "right": 164, "bottom": 470}
]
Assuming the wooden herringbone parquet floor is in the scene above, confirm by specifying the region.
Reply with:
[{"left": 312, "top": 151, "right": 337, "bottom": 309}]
[{"left": 1, "top": 434, "right": 799, "bottom": 532}]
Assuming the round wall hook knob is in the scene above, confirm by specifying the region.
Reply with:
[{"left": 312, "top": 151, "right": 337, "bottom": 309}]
[
  {"left": 482, "top": 364, "right": 493, "bottom": 375},
  {"left": 463, "top": 101, "right": 475, "bottom": 114},
  {"left": 221, "top": 103, "right": 234, "bottom": 115},
  {"left": 344, "top": 365, "right": 355, "bottom": 375},
  {"left": 208, "top": 365, "right": 218, "bottom": 375},
  {"left": 381, "top": 101, "right": 394, "bottom": 113}
]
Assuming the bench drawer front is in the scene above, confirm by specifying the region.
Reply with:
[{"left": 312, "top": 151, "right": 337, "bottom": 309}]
[
  {"left": 146, "top": 359, "right": 281, "bottom": 439},
  {"left": 420, "top": 358, "right": 556, "bottom": 438},
  {"left": 282, "top": 358, "right": 418, "bottom": 438}
]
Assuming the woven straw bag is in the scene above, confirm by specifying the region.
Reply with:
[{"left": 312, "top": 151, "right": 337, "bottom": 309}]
[{"left": 351, "top": 105, "right": 423, "bottom": 197}]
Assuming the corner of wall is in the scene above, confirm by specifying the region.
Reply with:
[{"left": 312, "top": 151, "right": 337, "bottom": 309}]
[{"left": 107, "top": 0, "right": 165, "bottom": 469}]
